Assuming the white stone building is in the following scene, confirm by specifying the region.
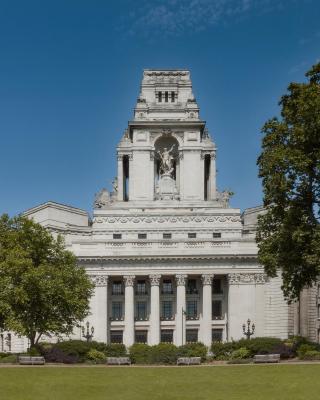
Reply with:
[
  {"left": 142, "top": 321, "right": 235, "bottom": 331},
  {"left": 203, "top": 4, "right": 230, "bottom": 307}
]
[{"left": 3, "top": 69, "right": 318, "bottom": 352}]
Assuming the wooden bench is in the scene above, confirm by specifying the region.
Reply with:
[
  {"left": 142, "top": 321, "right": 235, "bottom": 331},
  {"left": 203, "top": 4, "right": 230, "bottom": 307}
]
[
  {"left": 253, "top": 354, "right": 280, "bottom": 364},
  {"left": 107, "top": 357, "right": 131, "bottom": 365},
  {"left": 18, "top": 356, "right": 45, "bottom": 365},
  {"left": 177, "top": 357, "right": 201, "bottom": 365}
]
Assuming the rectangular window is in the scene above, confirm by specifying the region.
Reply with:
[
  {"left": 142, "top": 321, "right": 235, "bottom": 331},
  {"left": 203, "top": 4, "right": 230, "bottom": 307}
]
[
  {"left": 112, "top": 302, "right": 123, "bottom": 320},
  {"left": 163, "top": 233, "right": 172, "bottom": 239},
  {"left": 113, "top": 233, "right": 122, "bottom": 239},
  {"left": 136, "top": 280, "right": 147, "bottom": 295},
  {"left": 110, "top": 330, "right": 123, "bottom": 344},
  {"left": 161, "top": 329, "right": 173, "bottom": 343},
  {"left": 135, "top": 330, "right": 148, "bottom": 344},
  {"left": 212, "top": 232, "right": 221, "bottom": 238},
  {"left": 165, "top": 91, "right": 169, "bottom": 102},
  {"left": 162, "top": 279, "right": 173, "bottom": 294},
  {"left": 188, "top": 232, "right": 197, "bottom": 239},
  {"left": 212, "top": 329, "right": 223, "bottom": 342},
  {"left": 112, "top": 281, "right": 123, "bottom": 295},
  {"left": 186, "top": 329, "right": 198, "bottom": 343},
  {"left": 212, "top": 300, "right": 222, "bottom": 319},
  {"left": 136, "top": 301, "right": 147, "bottom": 320},
  {"left": 158, "top": 91, "right": 162, "bottom": 102},
  {"left": 212, "top": 279, "right": 222, "bottom": 294},
  {"left": 171, "top": 91, "right": 175, "bottom": 102},
  {"left": 187, "top": 279, "right": 198, "bottom": 294},
  {"left": 186, "top": 300, "right": 198, "bottom": 319},
  {"left": 138, "top": 233, "right": 147, "bottom": 239},
  {"left": 162, "top": 301, "right": 173, "bottom": 319}
]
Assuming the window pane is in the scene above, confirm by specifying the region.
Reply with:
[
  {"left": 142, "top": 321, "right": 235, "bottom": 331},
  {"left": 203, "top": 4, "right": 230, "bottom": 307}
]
[
  {"left": 212, "top": 279, "right": 222, "bottom": 294},
  {"left": 212, "top": 329, "right": 223, "bottom": 342},
  {"left": 161, "top": 330, "right": 173, "bottom": 343},
  {"left": 212, "top": 300, "right": 222, "bottom": 319},
  {"left": 162, "top": 301, "right": 173, "bottom": 319},
  {"left": 187, "top": 279, "right": 198, "bottom": 294},
  {"left": 110, "top": 330, "right": 123, "bottom": 344},
  {"left": 135, "top": 330, "right": 148, "bottom": 344},
  {"left": 112, "top": 302, "right": 123, "bottom": 319},
  {"left": 188, "top": 232, "right": 196, "bottom": 238},
  {"left": 113, "top": 233, "right": 122, "bottom": 239},
  {"left": 163, "top": 233, "right": 172, "bottom": 239},
  {"left": 162, "top": 279, "right": 173, "bottom": 294},
  {"left": 137, "top": 280, "right": 147, "bottom": 295},
  {"left": 112, "top": 281, "right": 123, "bottom": 295},
  {"left": 186, "top": 329, "right": 198, "bottom": 343},
  {"left": 187, "top": 300, "right": 197, "bottom": 318},
  {"left": 136, "top": 302, "right": 147, "bottom": 319},
  {"left": 138, "top": 233, "right": 147, "bottom": 239}
]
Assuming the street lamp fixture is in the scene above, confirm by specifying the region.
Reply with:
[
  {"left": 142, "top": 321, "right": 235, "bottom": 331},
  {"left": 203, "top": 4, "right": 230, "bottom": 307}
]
[
  {"left": 82, "top": 321, "right": 94, "bottom": 342},
  {"left": 242, "top": 319, "right": 255, "bottom": 340}
]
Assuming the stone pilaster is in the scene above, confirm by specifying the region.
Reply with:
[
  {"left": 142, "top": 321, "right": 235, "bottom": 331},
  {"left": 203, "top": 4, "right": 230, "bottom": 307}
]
[
  {"left": 123, "top": 275, "right": 135, "bottom": 347},
  {"left": 149, "top": 274, "right": 161, "bottom": 345},
  {"left": 89, "top": 275, "right": 108, "bottom": 343},
  {"left": 201, "top": 274, "right": 214, "bottom": 347},
  {"left": 175, "top": 274, "right": 187, "bottom": 345}
]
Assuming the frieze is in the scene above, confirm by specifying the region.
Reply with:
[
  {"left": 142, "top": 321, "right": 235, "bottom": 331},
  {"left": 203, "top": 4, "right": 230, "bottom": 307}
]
[
  {"left": 90, "top": 275, "right": 108, "bottom": 287},
  {"left": 228, "top": 273, "right": 267, "bottom": 285},
  {"left": 93, "top": 215, "right": 241, "bottom": 224}
]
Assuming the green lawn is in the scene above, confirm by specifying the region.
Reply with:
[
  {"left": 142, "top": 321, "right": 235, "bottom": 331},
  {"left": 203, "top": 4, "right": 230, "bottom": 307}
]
[{"left": 0, "top": 364, "right": 319, "bottom": 400}]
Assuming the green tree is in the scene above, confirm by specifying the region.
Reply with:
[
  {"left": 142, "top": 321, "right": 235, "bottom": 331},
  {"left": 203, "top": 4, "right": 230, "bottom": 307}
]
[
  {"left": 0, "top": 214, "right": 94, "bottom": 347},
  {"left": 257, "top": 63, "right": 320, "bottom": 301}
]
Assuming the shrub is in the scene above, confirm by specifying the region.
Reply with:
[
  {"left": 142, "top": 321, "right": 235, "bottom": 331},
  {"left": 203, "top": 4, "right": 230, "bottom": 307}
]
[
  {"left": 129, "top": 344, "right": 152, "bottom": 364},
  {"left": 0, "top": 354, "right": 17, "bottom": 364},
  {"left": 105, "top": 344, "right": 127, "bottom": 357},
  {"left": 86, "top": 349, "right": 106, "bottom": 364},
  {"left": 44, "top": 347, "right": 79, "bottom": 364},
  {"left": 150, "top": 343, "right": 178, "bottom": 365},
  {"left": 211, "top": 342, "right": 238, "bottom": 360},
  {"left": 230, "top": 347, "right": 250, "bottom": 360},
  {"left": 177, "top": 343, "right": 207, "bottom": 362},
  {"left": 270, "top": 343, "right": 295, "bottom": 359},
  {"left": 55, "top": 340, "right": 92, "bottom": 361},
  {"left": 237, "top": 337, "right": 283, "bottom": 356},
  {"left": 299, "top": 350, "right": 320, "bottom": 360},
  {"left": 297, "top": 344, "right": 318, "bottom": 359},
  {"left": 28, "top": 347, "right": 41, "bottom": 356}
]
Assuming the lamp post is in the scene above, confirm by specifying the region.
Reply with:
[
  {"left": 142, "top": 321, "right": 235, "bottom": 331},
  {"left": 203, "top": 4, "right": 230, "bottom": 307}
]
[
  {"left": 242, "top": 319, "right": 255, "bottom": 340},
  {"left": 82, "top": 321, "right": 94, "bottom": 342}
]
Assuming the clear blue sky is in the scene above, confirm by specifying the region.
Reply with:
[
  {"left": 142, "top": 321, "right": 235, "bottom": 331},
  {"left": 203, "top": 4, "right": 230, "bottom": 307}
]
[{"left": 0, "top": 0, "right": 319, "bottom": 216}]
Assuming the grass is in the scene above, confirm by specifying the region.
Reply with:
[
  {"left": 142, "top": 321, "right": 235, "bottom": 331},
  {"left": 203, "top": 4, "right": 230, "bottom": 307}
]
[{"left": 0, "top": 364, "right": 320, "bottom": 400}]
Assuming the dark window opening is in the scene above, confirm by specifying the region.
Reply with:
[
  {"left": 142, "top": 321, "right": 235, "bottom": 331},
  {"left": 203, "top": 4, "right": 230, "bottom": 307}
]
[
  {"left": 186, "top": 300, "right": 198, "bottom": 318},
  {"left": 136, "top": 301, "right": 147, "bottom": 320},
  {"left": 123, "top": 155, "right": 129, "bottom": 201},
  {"left": 161, "top": 329, "right": 173, "bottom": 343},
  {"left": 112, "top": 302, "right": 123, "bottom": 320},
  {"left": 136, "top": 280, "right": 147, "bottom": 295},
  {"left": 186, "top": 329, "right": 198, "bottom": 343},
  {"left": 110, "top": 330, "right": 123, "bottom": 344},
  {"left": 162, "top": 301, "right": 173, "bottom": 319},
  {"left": 188, "top": 233, "right": 197, "bottom": 239},
  {"left": 113, "top": 233, "right": 122, "bottom": 239},
  {"left": 135, "top": 330, "right": 148, "bottom": 344},
  {"left": 212, "top": 300, "right": 222, "bottom": 319},
  {"left": 158, "top": 91, "right": 162, "bottom": 102},
  {"left": 187, "top": 279, "right": 198, "bottom": 294},
  {"left": 212, "top": 329, "right": 223, "bottom": 342},
  {"left": 171, "top": 91, "right": 175, "bottom": 102},
  {"left": 213, "top": 232, "right": 221, "bottom": 238},
  {"left": 112, "top": 281, "right": 123, "bottom": 295},
  {"left": 163, "top": 233, "right": 172, "bottom": 239},
  {"left": 138, "top": 233, "right": 147, "bottom": 239},
  {"left": 212, "top": 279, "right": 223, "bottom": 294},
  {"left": 165, "top": 91, "right": 169, "bottom": 102},
  {"left": 162, "top": 279, "right": 173, "bottom": 294},
  {"left": 204, "top": 154, "right": 211, "bottom": 201}
]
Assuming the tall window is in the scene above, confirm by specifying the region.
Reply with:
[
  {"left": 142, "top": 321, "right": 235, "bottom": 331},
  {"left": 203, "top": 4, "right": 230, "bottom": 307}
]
[
  {"left": 135, "top": 330, "right": 148, "bottom": 344},
  {"left": 112, "top": 281, "right": 123, "bottom": 295},
  {"left": 187, "top": 279, "right": 198, "bottom": 294},
  {"left": 162, "top": 301, "right": 173, "bottom": 319},
  {"left": 123, "top": 155, "right": 129, "bottom": 201},
  {"left": 212, "top": 300, "right": 222, "bottom": 319},
  {"left": 158, "top": 91, "right": 162, "bottom": 102},
  {"left": 162, "top": 279, "right": 173, "bottom": 294},
  {"left": 212, "top": 279, "right": 222, "bottom": 294},
  {"left": 110, "top": 330, "right": 123, "bottom": 344},
  {"left": 186, "top": 329, "right": 198, "bottom": 343},
  {"left": 186, "top": 300, "right": 198, "bottom": 319},
  {"left": 136, "top": 301, "right": 147, "bottom": 320},
  {"left": 112, "top": 302, "right": 123, "bottom": 320},
  {"left": 165, "top": 91, "right": 169, "bottom": 102},
  {"left": 171, "top": 91, "right": 175, "bottom": 102},
  {"left": 161, "top": 329, "right": 173, "bottom": 343},
  {"left": 136, "top": 280, "right": 147, "bottom": 295}
]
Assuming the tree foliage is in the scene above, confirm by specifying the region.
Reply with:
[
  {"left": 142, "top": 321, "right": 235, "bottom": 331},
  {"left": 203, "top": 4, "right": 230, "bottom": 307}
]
[
  {"left": 0, "top": 214, "right": 94, "bottom": 346},
  {"left": 257, "top": 63, "right": 320, "bottom": 301}
]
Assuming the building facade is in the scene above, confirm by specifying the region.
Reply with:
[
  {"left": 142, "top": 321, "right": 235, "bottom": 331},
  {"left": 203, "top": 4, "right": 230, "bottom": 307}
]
[{"left": 4, "top": 69, "right": 319, "bottom": 352}]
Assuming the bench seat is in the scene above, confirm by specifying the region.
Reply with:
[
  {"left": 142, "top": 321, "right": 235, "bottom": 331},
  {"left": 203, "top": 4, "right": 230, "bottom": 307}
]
[
  {"left": 18, "top": 356, "right": 45, "bottom": 365},
  {"left": 177, "top": 357, "right": 201, "bottom": 365},
  {"left": 253, "top": 354, "right": 280, "bottom": 364},
  {"left": 107, "top": 357, "right": 131, "bottom": 365}
]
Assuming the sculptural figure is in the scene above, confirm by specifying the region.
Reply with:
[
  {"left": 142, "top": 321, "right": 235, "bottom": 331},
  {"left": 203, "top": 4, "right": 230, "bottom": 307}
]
[
  {"left": 94, "top": 188, "right": 111, "bottom": 208},
  {"left": 157, "top": 145, "right": 175, "bottom": 175}
]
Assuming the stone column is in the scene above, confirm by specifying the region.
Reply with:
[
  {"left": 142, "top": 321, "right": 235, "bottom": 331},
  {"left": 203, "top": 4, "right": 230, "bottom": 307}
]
[
  {"left": 201, "top": 274, "right": 214, "bottom": 347},
  {"left": 123, "top": 275, "right": 135, "bottom": 347},
  {"left": 89, "top": 275, "right": 108, "bottom": 343},
  {"left": 175, "top": 274, "right": 187, "bottom": 346},
  {"left": 149, "top": 274, "right": 161, "bottom": 345}
]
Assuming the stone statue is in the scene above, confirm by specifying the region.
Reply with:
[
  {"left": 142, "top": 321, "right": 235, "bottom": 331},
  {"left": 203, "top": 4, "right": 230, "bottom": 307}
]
[
  {"left": 157, "top": 145, "right": 175, "bottom": 175},
  {"left": 94, "top": 188, "right": 111, "bottom": 208},
  {"left": 112, "top": 177, "right": 118, "bottom": 193},
  {"left": 217, "top": 190, "right": 233, "bottom": 208}
]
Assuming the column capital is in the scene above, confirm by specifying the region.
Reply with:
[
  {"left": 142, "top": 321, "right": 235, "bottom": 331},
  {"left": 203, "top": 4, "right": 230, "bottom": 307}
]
[
  {"left": 123, "top": 275, "right": 135, "bottom": 287},
  {"left": 149, "top": 274, "right": 161, "bottom": 286},
  {"left": 90, "top": 275, "right": 108, "bottom": 287},
  {"left": 201, "top": 274, "right": 214, "bottom": 285},
  {"left": 175, "top": 274, "right": 187, "bottom": 286}
]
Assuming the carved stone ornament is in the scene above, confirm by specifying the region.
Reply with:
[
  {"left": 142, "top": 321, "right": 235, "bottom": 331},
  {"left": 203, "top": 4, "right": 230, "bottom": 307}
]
[
  {"left": 175, "top": 274, "right": 188, "bottom": 286},
  {"left": 201, "top": 274, "right": 214, "bottom": 285},
  {"left": 201, "top": 151, "right": 216, "bottom": 160},
  {"left": 90, "top": 275, "right": 108, "bottom": 287},
  {"left": 123, "top": 275, "right": 135, "bottom": 287},
  {"left": 93, "top": 215, "right": 240, "bottom": 225},
  {"left": 228, "top": 273, "right": 267, "bottom": 285},
  {"left": 149, "top": 274, "right": 161, "bottom": 286},
  {"left": 94, "top": 188, "right": 111, "bottom": 209},
  {"left": 117, "top": 152, "right": 133, "bottom": 161}
]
